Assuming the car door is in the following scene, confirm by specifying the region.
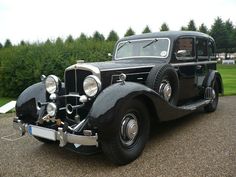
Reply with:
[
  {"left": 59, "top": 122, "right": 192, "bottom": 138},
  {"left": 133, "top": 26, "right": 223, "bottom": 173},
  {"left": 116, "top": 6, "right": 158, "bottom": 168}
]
[
  {"left": 195, "top": 37, "right": 217, "bottom": 96},
  {"left": 195, "top": 37, "right": 209, "bottom": 89},
  {"left": 172, "top": 36, "right": 198, "bottom": 103}
]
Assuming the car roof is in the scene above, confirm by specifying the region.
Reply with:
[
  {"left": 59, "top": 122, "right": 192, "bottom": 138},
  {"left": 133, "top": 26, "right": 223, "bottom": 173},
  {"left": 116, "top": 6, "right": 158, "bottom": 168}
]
[{"left": 118, "top": 31, "right": 214, "bottom": 42}]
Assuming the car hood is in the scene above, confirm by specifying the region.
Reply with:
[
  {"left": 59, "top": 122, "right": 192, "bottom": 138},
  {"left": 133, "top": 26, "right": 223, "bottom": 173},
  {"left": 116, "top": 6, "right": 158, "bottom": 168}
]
[{"left": 88, "top": 59, "right": 166, "bottom": 71}]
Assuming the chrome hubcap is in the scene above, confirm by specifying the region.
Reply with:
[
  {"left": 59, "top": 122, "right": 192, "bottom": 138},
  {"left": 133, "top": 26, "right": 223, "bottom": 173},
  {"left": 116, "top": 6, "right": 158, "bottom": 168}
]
[
  {"left": 120, "top": 113, "right": 139, "bottom": 146},
  {"left": 159, "top": 80, "right": 172, "bottom": 101},
  {"left": 212, "top": 89, "right": 216, "bottom": 100}
]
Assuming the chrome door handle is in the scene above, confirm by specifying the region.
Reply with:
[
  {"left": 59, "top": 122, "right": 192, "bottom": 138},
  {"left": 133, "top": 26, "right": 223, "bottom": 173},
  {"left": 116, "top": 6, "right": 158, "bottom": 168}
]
[{"left": 196, "top": 65, "right": 202, "bottom": 70}]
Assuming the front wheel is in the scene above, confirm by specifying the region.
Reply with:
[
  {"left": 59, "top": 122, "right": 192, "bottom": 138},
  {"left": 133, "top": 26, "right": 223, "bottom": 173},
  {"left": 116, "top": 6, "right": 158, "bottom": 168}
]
[{"left": 101, "top": 99, "right": 150, "bottom": 165}]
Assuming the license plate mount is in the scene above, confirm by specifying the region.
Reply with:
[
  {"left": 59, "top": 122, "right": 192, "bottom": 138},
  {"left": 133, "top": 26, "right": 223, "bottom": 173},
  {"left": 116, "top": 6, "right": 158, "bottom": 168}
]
[{"left": 28, "top": 125, "right": 56, "bottom": 141}]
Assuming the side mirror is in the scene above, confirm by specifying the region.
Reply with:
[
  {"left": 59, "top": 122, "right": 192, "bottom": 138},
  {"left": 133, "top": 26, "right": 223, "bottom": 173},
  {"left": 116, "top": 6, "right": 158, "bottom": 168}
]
[{"left": 108, "top": 53, "right": 112, "bottom": 58}]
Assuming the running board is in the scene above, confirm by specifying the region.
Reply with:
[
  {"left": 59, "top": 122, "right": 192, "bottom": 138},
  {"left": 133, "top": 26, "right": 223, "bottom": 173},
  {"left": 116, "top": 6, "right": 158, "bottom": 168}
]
[{"left": 179, "top": 99, "right": 211, "bottom": 111}]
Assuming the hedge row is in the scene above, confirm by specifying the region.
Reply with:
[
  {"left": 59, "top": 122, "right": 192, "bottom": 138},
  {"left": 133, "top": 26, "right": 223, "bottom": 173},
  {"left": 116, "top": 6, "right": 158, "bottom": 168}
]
[{"left": 0, "top": 40, "right": 115, "bottom": 97}]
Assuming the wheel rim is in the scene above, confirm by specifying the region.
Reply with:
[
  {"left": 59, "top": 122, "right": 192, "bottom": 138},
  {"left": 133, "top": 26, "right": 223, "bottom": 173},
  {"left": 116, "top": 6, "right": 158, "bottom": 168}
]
[
  {"left": 159, "top": 80, "right": 172, "bottom": 101},
  {"left": 120, "top": 113, "right": 139, "bottom": 146},
  {"left": 211, "top": 86, "right": 218, "bottom": 107}
]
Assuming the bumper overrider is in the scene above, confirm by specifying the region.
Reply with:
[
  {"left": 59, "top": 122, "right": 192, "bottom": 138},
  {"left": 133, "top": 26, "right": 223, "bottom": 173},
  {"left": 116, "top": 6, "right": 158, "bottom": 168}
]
[{"left": 13, "top": 117, "right": 98, "bottom": 147}]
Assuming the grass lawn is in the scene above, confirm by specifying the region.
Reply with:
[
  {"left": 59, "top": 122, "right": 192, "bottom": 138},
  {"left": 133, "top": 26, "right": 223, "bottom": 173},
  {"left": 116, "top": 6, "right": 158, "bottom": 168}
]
[
  {"left": 0, "top": 97, "right": 13, "bottom": 107},
  {"left": 217, "top": 64, "right": 236, "bottom": 96}
]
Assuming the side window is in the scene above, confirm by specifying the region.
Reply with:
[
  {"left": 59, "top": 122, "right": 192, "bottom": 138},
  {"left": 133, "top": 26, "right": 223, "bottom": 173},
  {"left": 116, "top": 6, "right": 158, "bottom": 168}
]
[
  {"left": 197, "top": 38, "right": 208, "bottom": 60},
  {"left": 175, "top": 37, "right": 195, "bottom": 60},
  {"left": 208, "top": 40, "right": 216, "bottom": 60}
]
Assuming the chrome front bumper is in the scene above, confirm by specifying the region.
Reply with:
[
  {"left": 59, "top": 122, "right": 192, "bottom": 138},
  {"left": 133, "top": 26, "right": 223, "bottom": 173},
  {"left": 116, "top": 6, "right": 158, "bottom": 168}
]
[{"left": 13, "top": 117, "right": 98, "bottom": 147}]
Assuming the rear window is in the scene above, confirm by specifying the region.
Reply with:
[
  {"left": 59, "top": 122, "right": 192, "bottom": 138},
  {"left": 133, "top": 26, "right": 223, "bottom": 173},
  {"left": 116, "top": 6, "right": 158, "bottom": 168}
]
[{"left": 197, "top": 38, "right": 208, "bottom": 60}]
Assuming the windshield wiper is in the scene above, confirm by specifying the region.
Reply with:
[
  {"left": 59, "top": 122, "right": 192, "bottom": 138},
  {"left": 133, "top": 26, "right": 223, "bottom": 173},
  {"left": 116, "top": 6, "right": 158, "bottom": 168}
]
[
  {"left": 143, "top": 38, "right": 158, "bottom": 48},
  {"left": 117, "top": 41, "right": 131, "bottom": 51}
]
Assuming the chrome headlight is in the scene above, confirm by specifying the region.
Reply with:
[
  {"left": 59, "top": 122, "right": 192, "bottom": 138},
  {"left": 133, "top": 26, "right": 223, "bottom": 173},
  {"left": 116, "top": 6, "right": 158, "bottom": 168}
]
[
  {"left": 45, "top": 75, "right": 60, "bottom": 94},
  {"left": 83, "top": 75, "right": 101, "bottom": 97},
  {"left": 46, "top": 102, "right": 57, "bottom": 117}
]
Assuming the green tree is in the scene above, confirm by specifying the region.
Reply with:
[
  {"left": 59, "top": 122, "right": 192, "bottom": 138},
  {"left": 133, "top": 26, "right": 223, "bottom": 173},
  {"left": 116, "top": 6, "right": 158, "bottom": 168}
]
[
  {"left": 198, "top": 23, "right": 208, "bottom": 34},
  {"left": 55, "top": 37, "right": 63, "bottom": 45},
  {"left": 180, "top": 26, "right": 188, "bottom": 31},
  {"left": 124, "top": 27, "right": 135, "bottom": 37},
  {"left": 225, "top": 19, "right": 235, "bottom": 54},
  {"left": 107, "top": 30, "right": 119, "bottom": 41},
  {"left": 210, "top": 17, "right": 228, "bottom": 54},
  {"left": 79, "top": 33, "right": 87, "bottom": 41},
  {"left": 45, "top": 39, "right": 52, "bottom": 45},
  {"left": 93, "top": 31, "right": 105, "bottom": 41},
  {"left": 4, "top": 39, "right": 12, "bottom": 48},
  {"left": 142, "top": 26, "right": 151, "bottom": 33},
  {"left": 160, "top": 23, "right": 169, "bottom": 31},
  {"left": 65, "top": 35, "right": 74, "bottom": 43},
  {"left": 233, "top": 28, "right": 236, "bottom": 52},
  {"left": 20, "top": 40, "right": 26, "bottom": 46},
  {"left": 0, "top": 43, "right": 2, "bottom": 49},
  {"left": 187, "top": 20, "right": 197, "bottom": 31}
]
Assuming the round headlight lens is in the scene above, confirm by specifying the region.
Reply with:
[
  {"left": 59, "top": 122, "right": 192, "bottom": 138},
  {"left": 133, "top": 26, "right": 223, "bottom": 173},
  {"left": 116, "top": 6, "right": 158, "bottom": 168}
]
[
  {"left": 46, "top": 103, "right": 57, "bottom": 117},
  {"left": 83, "top": 75, "right": 101, "bottom": 97},
  {"left": 45, "top": 75, "right": 59, "bottom": 94}
]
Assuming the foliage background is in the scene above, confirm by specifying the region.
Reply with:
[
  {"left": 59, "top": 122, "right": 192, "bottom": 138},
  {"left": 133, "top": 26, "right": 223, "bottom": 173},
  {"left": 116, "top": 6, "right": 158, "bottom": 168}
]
[{"left": 0, "top": 17, "right": 235, "bottom": 98}]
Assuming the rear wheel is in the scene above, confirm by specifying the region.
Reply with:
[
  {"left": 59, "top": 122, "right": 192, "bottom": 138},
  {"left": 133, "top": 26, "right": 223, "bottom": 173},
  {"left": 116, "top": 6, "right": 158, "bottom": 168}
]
[
  {"left": 204, "top": 81, "right": 219, "bottom": 112},
  {"left": 101, "top": 99, "right": 150, "bottom": 165}
]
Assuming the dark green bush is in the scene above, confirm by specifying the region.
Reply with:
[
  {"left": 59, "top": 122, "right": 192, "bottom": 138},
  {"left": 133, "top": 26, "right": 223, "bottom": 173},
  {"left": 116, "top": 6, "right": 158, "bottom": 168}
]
[{"left": 0, "top": 40, "right": 115, "bottom": 97}]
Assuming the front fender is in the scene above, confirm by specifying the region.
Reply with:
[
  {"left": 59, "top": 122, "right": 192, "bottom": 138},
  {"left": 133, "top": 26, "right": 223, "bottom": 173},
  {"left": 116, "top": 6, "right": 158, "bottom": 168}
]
[
  {"left": 16, "top": 82, "right": 46, "bottom": 123},
  {"left": 88, "top": 82, "right": 155, "bottom": 139},
  {"left": 88, "top": 82, "right": 192, "bottom": 139}
]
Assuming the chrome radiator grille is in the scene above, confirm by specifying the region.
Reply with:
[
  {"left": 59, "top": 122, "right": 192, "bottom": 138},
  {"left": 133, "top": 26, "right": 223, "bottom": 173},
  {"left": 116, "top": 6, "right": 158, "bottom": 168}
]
[
  {"left": 65, "top": 69, "right": 92, "bottom": 120},
  {"left": 65, "top": 69, "right": 92, "bottom": 95}
]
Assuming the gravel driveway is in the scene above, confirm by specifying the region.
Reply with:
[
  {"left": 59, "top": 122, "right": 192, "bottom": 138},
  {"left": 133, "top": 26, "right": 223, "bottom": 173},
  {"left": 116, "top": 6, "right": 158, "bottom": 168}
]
[{"left": 0, "top": 96, "right": 235, "bottom": 177}]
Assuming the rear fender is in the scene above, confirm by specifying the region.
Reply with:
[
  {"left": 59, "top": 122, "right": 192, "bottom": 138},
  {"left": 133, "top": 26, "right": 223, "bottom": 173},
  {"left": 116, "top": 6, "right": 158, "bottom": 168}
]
[{"left": 203, "top": 70, "right": 224, "bottom": 94}]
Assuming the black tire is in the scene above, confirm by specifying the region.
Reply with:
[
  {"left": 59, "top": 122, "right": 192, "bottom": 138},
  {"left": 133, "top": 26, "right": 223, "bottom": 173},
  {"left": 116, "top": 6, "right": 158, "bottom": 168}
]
[
  {"left": 101, "top": 99, "right": 150, "bottom": 165},
  {"left": 204, "top": 81, "right": 219, "bottom": 112},
  {"left": 146, "top": 64, "right": 179, "bottom": 105},
  {"left": 34, "top": 136, "right": 56, "bottom": 144}
]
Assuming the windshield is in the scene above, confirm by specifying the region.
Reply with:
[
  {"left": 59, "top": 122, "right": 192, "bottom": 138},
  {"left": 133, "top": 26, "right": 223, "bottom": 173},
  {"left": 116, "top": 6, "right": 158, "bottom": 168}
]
[{"left": 115, "top": 38, "right": 170, "bottom": 60}]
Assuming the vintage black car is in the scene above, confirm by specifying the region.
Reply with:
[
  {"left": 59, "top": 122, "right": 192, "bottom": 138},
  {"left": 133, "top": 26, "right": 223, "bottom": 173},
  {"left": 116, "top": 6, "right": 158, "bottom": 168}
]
[{"left": 14, "top": 31, "right": 223, "bottom": 165}]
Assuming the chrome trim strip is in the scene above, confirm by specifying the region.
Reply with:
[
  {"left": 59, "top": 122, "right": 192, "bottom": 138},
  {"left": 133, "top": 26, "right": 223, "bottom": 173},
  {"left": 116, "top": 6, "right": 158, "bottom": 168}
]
[
  {"left": 75, "top": 68, "right": 78, "bottom": 115},
  {"left": 101, "top": 65, "right": 154, "bottom": 72},
  {"left": 112, "top": 71, "right": 149, "bottom": 77},
  {"left": 111, "top": 72, "right": 149, "bottom": 84},
  {"left": 114, "top": 38, "right": 171, "bottom": 60},
  {"left": 171, "top": 61, "right": 217, "bottom": 67},
  {"left": 59, "top": 93, "right": 81, "bottom": 98}
]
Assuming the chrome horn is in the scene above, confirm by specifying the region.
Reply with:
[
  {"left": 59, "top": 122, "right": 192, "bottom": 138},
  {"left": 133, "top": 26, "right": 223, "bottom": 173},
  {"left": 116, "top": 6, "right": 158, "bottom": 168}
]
[{"left": 65, "top": 104, "right": 85, "bottom": 114}]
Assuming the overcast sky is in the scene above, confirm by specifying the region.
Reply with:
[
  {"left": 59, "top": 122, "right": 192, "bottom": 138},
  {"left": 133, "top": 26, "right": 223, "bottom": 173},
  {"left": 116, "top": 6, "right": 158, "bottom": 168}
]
[{"left": 0, "top": 0, "right": 236, "bottom": 44}]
